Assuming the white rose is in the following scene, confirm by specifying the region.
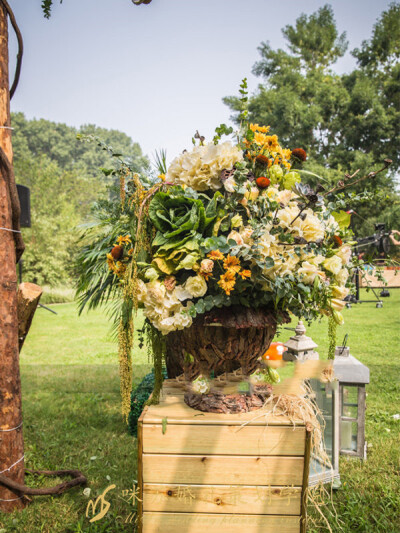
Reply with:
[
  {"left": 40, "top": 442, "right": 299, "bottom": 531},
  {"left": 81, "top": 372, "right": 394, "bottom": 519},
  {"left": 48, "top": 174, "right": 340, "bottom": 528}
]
[
  {"left": 323, "top": 255, "right": 343, "bottom": 276},
  {"left": 174, "top": 285, "right": 192, "bottom": 301},
  {"left": 145, "top": 281, "right": 166, "bottom": 304},
  {"left": 298, "top": 261, "right": 326, "bottom": 284},
  {"left": 223, "top": 175, "right": 236, "bottom": 193},
  {"left": 240, "top": 225, "right": 254, "bottom": 244},
  {"left": 183, "top": 275, "right": 208, "bottom": 298},
  {"left": 336, "top": 268, "right": 350, "bottom": 285},
  {"left": 277, "top": 189, "right": 297, "bottom": 206},
  {"left": 300, "top": 212, "right": 325, "bottom": 242},
  {"left": 200, "top": 259, "right": 214, "bottom": 273},
  {"left": 336, "top": 245, "right": 352, "bottom": 265},
  {"left": 331, "top": 285, "right": 350, "bottom": 299},
  {"left": 227, "top": 230, "right": 244, "bottom": 246}
]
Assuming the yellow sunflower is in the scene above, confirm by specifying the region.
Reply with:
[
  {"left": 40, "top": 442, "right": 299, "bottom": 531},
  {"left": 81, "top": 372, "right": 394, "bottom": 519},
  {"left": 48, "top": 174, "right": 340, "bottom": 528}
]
[
  {"left": 223, "top": 254, "right": 241, "bottom": 273},
  {"left": 218, "top": 270, "right": 236, "bottom": 295},
  {"left": 207, "top": 250, "right": 224, "bottom": 261}
]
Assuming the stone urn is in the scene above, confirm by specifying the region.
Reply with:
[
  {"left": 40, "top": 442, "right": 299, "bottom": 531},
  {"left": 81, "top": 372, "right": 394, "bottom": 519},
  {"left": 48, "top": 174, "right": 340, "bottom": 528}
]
[{"left": 166, "top": 306, "right": 289, "bottom": 413}]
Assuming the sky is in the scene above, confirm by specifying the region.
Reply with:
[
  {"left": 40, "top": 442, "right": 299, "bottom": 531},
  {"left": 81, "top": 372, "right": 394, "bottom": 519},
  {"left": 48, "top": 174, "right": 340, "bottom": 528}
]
[{"left": 8, "top": 0, "right": 392, "bottom": 164}]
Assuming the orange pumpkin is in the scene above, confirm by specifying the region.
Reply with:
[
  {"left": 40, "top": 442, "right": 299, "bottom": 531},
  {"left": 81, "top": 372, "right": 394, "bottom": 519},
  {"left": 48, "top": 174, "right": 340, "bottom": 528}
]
[{"left": 262, "top": 342, "right": 287, "bottom": 361}]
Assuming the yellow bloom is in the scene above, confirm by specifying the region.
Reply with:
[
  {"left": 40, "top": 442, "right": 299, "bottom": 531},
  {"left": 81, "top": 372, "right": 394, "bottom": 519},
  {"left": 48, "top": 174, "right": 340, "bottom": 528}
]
[
  {"left": 238, "top": 269, "right": 251, "bottom": 279},
  {"left": 254, "top": 132, "right": 267, "bottom": 146},
  {"left": 249, "top": 123, "right": 270, "bottom": 134},
  {"left": 218, "top": 270, "right": 236, "bottom": 295},
  {"left": 116, "top": 235, "right": 131, "bottom": 245},
  {"left": 223, "top": 254, "right": 241, "bottom": 273},
  {"left": 106, "top": 253, "right": 115, "bottom": 271},
  {"left": 159, "top": 173, "right": 166, "bottom": 182},
  {"left": 264, "top": 135, "right": 279, "bottom": 152},
  {"left": 207, "top": 250, "right": 224, "bottom": 261}
]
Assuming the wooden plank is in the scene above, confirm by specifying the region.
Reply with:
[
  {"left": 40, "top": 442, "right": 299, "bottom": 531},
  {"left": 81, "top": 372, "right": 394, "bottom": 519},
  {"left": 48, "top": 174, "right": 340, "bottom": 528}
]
[
  {"left": 143, "top": 483, "right": 301, "bottom": 515},
  {"left": 143, "top": 399, "right": 304, "bottom": 426},
  {"left": 142, "top": 423, "right": 306, "bottom": 456},
  {"left": 143, "top": 512, "right": 301, "bottom": 533},
  {"left": 143, "top": 454, "right": 304, "bottom": 486}
]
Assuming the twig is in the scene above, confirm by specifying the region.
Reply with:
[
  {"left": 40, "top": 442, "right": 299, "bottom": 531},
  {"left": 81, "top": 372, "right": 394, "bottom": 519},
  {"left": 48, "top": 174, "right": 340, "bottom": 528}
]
[{"left": 324, "top": 159, "right": 392, "bottom": 196}]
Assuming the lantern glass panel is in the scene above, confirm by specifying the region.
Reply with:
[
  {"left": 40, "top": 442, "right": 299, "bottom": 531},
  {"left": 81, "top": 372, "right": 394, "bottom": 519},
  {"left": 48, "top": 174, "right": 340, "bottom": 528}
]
[
  {"left": 341, "top": 386, "right": 358, "bottom": 418},
  {"left": 341, "top": 420, "right": 358, "bottom": 452},
  {"left": 309, "top": 379, "right": 336, "bottom": 483}
]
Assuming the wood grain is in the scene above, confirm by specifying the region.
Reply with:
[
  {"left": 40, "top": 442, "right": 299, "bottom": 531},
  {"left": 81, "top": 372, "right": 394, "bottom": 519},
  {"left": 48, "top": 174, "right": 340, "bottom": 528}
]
[
  {"left": 142, "top": 423, "right": 306, "bottom": 456},
  {"left": 143, "top": 512, "right": 301, "bottom": 533},
  {"left": 143, "top": 483, "right": 301, "bottom": 515},
  {"left": 142, "top": 454, "right": 304, "bottom": 486}
]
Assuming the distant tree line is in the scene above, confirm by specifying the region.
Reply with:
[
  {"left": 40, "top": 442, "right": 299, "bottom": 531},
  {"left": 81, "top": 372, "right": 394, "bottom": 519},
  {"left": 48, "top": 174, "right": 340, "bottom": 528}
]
[{"left": 12, "top": 112, "right": 149, "bottom": 286}]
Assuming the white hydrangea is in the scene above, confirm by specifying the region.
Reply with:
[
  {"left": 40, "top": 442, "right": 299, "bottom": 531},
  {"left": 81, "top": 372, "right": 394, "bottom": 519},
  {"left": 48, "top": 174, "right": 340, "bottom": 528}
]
[{"left": 166, "top": 142, "right": 243, "bottom": 191}]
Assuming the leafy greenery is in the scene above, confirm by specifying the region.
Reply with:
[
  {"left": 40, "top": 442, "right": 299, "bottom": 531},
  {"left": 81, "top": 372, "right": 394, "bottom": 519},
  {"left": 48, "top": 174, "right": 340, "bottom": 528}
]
[{"left": 223, "top": 3, "right": 400, "bottom": 236}]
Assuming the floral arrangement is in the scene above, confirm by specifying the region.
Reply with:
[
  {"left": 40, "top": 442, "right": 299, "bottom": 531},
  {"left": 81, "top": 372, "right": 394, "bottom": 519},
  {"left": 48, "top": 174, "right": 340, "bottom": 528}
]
[
  {"left": 108, "top": 125, "right": 352, "bottom": 338},
  {"left": 82, "top": 81, "right": 390, "bottom": 417}
]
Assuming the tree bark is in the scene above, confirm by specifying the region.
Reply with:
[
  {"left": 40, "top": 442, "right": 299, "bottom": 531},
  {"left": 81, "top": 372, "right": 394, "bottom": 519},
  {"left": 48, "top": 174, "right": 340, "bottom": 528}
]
[
  {"left": 0, "top": 2, "right": 26, "bottom": 511},
  {"left": 17, "top": 282, "right": 42, "bottom": 350}
]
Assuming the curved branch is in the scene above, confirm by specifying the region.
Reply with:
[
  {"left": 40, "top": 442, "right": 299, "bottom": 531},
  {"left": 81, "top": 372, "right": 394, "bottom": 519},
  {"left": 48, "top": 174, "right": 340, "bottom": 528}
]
[
  {"left": 0, "top": 469, "right": 87, "bottom": 496},
  {"left": 1, "top": 0, "right": 23, "bottom": 99}
]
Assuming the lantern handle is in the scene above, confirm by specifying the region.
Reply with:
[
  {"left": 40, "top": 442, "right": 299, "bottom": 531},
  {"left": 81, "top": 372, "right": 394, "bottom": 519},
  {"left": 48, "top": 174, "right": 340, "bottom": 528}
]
[{"left": 340, "top": 334, "right": 348, "bottom": 354}]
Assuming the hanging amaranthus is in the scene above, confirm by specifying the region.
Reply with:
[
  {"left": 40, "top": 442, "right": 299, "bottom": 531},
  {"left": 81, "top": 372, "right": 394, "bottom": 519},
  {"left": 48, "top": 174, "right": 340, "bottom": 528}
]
[
  {"left": 328, "top": 315, "right": 337, "bottom": 360},
  {"left": 116, "top": 175, "right": 165, "bottom": 420}
]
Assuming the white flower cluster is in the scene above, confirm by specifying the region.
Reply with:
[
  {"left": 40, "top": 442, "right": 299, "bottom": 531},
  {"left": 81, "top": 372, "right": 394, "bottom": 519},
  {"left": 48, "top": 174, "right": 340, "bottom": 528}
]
[
  {"left": 255, "top": 188, "right": 351, "bottom": 303},
  {"left": 166, "top": 142, "right": 243, "bottom": 191},
  {"left": 137, "top": 275, "right": 207, "bottom": 335}
]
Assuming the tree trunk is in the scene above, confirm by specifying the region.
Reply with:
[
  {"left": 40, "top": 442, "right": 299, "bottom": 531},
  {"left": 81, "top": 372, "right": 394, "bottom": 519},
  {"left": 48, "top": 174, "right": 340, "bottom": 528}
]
[{"left": 0, "top": 2, "right": 26, "bottom": 511}]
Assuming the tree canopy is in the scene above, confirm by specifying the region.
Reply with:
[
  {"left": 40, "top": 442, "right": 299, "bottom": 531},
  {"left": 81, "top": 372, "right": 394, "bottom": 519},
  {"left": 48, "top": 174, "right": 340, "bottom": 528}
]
[{"left": 224, "top": 3, "right": 400, "bottom": 236}]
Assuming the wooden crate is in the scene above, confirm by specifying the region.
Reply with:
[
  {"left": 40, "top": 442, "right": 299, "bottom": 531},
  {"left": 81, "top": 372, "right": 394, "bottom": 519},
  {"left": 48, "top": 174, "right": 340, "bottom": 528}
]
[{"left": 138, "top": 380, "right": 311, "bottom": 533}]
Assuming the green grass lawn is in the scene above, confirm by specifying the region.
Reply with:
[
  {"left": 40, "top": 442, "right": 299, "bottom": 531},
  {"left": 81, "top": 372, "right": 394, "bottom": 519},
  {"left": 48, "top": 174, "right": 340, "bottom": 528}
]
[{"left": 0, "top": 291, "right": 399, "bottom": 532}]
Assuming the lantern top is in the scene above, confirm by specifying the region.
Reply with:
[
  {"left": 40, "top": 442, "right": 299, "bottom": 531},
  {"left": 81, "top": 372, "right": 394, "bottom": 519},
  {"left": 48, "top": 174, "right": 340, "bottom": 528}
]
[
  {"left": 334, "top": 354, "right": 370, "bottom": 384},
  {"left": 284, "top": 320, "right": 318, "bottom": 353}
]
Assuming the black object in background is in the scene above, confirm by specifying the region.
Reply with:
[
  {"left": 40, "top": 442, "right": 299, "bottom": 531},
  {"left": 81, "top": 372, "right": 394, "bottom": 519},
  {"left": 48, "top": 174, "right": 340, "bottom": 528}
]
[{"left": 17, "top": 184, "right": 31, "bottom": 228}]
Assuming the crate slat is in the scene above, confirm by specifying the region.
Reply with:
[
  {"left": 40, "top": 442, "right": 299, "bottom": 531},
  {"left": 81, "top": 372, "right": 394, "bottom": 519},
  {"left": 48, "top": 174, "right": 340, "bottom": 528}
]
[
  {"left": 143, "top": 423, "right": 305, "bottom": 455},
  {"left": 144, "top": 398, "right": 304, "bottom": 426},
  {"left": 143, "top": 453, "right": 304, "bottom": 486},
  {"left": 143, "top": 483, "right": 301, "bottom": 515},
  {"left": 143, "top": 512, "right": 301, "bottom": 533}
]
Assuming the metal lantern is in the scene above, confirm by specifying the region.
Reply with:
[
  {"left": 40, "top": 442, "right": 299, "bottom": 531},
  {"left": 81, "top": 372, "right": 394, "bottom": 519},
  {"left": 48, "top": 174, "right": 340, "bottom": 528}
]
[
  {"left": 283, "top": 321, "right": 319, "bottom": 361},
  {"left": 334, "top": 349, "right": 370, "bottom": 459}
]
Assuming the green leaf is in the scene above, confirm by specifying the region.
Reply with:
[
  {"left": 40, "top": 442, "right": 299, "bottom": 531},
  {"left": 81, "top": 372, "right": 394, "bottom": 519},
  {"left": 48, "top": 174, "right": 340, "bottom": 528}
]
[
  {"left": 162, "top": 417, "right": 168, "bottom": 435},
  {"left": 332, "top": 210, "right": 351, "bottom": 229}
]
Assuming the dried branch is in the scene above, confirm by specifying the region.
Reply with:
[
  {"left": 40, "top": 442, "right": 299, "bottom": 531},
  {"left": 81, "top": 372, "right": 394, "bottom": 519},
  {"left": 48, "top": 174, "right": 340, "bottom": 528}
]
[
  {"left": 0, "top": 469, "right": 87, "bottom": 496},
  {"left": 324, "top": 159, "right": 392, "bottom": 196}
]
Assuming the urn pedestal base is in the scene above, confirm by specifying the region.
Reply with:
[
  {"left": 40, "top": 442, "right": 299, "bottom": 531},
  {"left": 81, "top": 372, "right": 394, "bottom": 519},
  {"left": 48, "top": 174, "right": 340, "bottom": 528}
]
[{"left": 137, "top": 378, "right": 310, "bottom": 533}]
